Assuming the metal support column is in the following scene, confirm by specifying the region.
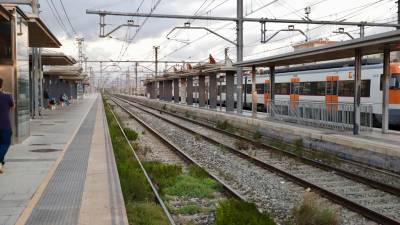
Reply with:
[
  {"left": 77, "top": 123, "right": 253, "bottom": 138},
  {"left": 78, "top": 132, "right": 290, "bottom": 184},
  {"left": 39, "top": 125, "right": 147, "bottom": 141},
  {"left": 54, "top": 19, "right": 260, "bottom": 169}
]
[
  {"left": 353, "top": 49, "right": 362, "bottom": 135},
  {"left": 32, "top": 47, "right": 40, "bottom": 118},
  {"left": 251, "top": 66, "right": 257, "bottom": 118},
  {"left": 382, "top": 48, "right": 390, "bottom": 133},
  {"left": 270, "top": 65, "right": 276, "bottom": 117},
  {"left": 159, "top": 81, "right": 164, "bottom": 100},
  {"left": 150, "top": 82, "right": 156, "bottom": 99},
  {"left": 198, "top": 75, "right": 206, "bottom": 107},
  {"left": 186, "top": 76, "right": 194, "bottom": 105},
  {"left": 173, "top": 78, "right": 179, "bottom": 103},
  {"left": 165, "top": 80, "right": 173, "bottom": 102},
  {"left": 226, "top": 71, "right": 235, "bottom": 112},
  {"left": 181, "top": 78, "right": 186, "bottom": 103},
  {"left": 209, "top": 73, "right": 217, "bottom": 109},
  {"left": 236, "top": 0, "right": 244, "bottom": 113}
]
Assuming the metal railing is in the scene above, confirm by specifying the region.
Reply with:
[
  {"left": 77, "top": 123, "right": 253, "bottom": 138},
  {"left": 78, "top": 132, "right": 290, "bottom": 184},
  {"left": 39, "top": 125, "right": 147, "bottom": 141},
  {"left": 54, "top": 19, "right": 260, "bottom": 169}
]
[{"left": 265, "top": 100, "right": 373, "bottom": 131}]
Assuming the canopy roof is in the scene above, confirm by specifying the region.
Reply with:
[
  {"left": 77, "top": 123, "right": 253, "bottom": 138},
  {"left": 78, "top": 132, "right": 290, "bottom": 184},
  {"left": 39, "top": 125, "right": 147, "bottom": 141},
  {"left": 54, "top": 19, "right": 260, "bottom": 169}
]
[
  {"left": 27, "top": 15, "right": 61, "bottom": 48},
  {"left": 235, "top": 30, "right": 400, "bottom": 68},
  {"left": 0, "top": 5, "right": 10, "bottom": 21},
  {"left": 33, "top": 52, "right": 76, "bottom": 65}
]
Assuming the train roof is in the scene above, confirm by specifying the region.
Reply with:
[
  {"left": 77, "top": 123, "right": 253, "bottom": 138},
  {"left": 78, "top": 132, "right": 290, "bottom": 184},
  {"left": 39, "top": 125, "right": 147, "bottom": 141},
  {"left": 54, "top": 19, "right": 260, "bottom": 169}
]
[{"left": 261, "top": 58, "right": 382, "bottom": 75}]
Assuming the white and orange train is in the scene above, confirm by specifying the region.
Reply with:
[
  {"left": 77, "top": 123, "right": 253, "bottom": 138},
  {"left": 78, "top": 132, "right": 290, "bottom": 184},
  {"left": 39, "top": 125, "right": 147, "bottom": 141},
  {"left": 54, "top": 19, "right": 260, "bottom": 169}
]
[{"left": 192, "top": 59, "right": 400, "bottom": 127}]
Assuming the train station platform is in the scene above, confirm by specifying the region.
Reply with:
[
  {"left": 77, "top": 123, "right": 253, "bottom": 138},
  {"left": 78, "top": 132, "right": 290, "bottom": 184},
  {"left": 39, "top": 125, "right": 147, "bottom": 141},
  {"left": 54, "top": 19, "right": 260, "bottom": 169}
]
[
  {"left": 119, "top": 94, "right": 400, "bottom": 173},
  {"left": 0, "top": 94, "right": 128, "bottom": 225}
]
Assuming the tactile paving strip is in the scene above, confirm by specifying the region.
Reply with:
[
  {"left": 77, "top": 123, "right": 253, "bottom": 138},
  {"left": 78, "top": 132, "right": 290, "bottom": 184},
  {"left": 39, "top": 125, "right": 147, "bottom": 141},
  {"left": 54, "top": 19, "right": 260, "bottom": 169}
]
[{"left": 25, "top": 100, "right": 98, "bottom": 225}]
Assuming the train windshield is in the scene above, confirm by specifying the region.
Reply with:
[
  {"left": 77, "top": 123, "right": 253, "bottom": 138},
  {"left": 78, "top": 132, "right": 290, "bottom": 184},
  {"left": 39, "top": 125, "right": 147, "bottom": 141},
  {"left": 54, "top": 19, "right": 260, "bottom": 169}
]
[{"left": 391, "top": 75, "right": 400, "bottom": 89}]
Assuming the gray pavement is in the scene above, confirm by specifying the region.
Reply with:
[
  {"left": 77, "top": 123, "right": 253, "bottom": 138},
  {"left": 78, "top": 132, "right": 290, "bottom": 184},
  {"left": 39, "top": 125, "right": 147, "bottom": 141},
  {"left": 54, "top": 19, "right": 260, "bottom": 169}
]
[{"left": 0, "top": 94, "right": 98, "bottom": 225}]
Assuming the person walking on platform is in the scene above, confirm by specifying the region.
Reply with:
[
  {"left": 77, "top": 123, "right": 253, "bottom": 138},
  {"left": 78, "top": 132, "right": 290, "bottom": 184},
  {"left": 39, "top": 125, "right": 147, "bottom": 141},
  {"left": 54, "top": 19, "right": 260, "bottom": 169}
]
[{"left": 0, "top": 78, "right": 14, "bottom": 173}]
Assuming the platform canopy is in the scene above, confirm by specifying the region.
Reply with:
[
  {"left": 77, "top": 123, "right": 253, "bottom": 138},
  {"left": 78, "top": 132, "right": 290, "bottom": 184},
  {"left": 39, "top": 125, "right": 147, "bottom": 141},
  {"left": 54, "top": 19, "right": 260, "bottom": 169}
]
[
  {"left": 27, "top": 15, "right": 61, "bottom": 48},
  {"left": 33, "top": 52, "right": 77, "bottom": 66},
  {"left": 44, "top": 66, "right": 82, "bottom": 77},
  {"left": 0, "top": 5, "right": 10, "bottom": 21},
  {"left": 234, "top": 29, "right": 400, "bottom": 68}
]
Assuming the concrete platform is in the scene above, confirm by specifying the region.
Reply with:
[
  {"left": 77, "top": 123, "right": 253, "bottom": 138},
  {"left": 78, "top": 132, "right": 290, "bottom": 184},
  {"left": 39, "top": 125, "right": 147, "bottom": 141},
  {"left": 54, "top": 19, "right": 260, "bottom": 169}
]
[
  {"left": 120, "top": 94, "right": 400, "bottom": 173},
  {"left": 0, "top": 94, "right": 127, "bottom": 225}
]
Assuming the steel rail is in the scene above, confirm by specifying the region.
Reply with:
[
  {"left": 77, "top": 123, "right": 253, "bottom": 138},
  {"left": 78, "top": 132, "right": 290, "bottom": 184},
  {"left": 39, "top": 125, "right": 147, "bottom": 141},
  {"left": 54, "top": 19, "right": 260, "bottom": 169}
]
[
  {"left": 114, "top": 95, "right": 400, "bottom": 225},
  {"left": 116, "top": 96, "right": 400, "bottom": 197},
  {"left": 110, "top": 97, "right": 246, "bottom": 202},
  {"left": 106, "top": 99, "right": 176, "bottom": 225},
  {"left": 117, "top": 95, "right": 400, "bottom": 192}
]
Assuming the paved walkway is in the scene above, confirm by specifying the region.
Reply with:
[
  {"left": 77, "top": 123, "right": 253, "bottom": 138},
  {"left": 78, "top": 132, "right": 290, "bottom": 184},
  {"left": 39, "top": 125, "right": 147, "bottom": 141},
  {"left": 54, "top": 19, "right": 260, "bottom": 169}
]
[{"left": 0, "top": 94, "right": 127, "bottom": 225}]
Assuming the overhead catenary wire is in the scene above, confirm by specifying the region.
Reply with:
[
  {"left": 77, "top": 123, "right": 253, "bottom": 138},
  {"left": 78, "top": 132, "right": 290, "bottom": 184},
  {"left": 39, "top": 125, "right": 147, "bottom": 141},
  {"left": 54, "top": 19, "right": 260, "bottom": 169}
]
[
  {"left": 45, "top": 0, "right": 72, "bottom": 37},
  {"left": 59, "top": 0, "right": 77, "bottom": 35}
]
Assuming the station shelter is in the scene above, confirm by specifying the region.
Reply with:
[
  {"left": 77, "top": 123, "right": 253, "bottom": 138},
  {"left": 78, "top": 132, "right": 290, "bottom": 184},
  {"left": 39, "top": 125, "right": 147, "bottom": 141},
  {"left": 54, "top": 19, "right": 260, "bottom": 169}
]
[
  {"left": 43, "top": 65, "right": 87, "bottom": 105},
  {"left": 0, "top": 4, "right": 61, "bottom": 143}
]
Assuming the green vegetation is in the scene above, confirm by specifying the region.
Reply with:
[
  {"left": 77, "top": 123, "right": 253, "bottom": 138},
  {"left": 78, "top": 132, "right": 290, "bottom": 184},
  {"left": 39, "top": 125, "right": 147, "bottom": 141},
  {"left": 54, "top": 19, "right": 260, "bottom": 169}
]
[
  {"left": 292, "top": 193, "right": 338, "bottom": 225},
  {"left": 162, "top": 104, "right": 167, "bottom": 110},
  {"left": 188, "top": 165, "right": 209, "bottom": 179},
  {"left": 253, "top": 131, "right": 263, "bottom": 142},
  {"left": 144, "top": 161, "right": 182, "bottom": 194},
  {"left": 179, "top": 203, "right": 202, "bottom": 215},
  {"left": 164, "top": 175, "right": 221, "bottom": 198},
  {"left": 293, "top": 138, "right": 304, "bottom": 157},
  {"left": 127, "top": 202, "right": 169, "bottom": 225},
  {"left": 215, "top": 199, "right": 276, "bottom": 225},
  {"left": 216, "top": 120, "right": 236, "bottom": 133},
  {"left": 123, "top": 128, "right": 139, "bottom": 141},
  {"left": 104, "top": 98, "right": 169, "bottom": 225}
]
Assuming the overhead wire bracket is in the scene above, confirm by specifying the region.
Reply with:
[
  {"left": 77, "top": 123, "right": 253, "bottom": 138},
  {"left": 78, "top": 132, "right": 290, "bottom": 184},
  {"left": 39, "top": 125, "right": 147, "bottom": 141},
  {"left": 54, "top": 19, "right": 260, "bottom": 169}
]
[
  {"left": 166, "top": 23, "right": 236, "bottom": 46},
  {"left": 261, "top": 25, "right": 308, "bottom": 43},
  {"left": 99, "top": 15, "right": 139, "bottom": 38}
]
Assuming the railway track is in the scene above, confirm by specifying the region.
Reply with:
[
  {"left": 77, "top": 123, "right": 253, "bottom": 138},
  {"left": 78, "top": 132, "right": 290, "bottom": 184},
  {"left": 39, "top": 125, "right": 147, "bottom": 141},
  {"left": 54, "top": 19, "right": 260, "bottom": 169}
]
[
  {"left": 106, "top": 99, "right": 246, "bottom": 224},
  {"left": 113, "top": 95, "right": 400, "bottom": 225}
]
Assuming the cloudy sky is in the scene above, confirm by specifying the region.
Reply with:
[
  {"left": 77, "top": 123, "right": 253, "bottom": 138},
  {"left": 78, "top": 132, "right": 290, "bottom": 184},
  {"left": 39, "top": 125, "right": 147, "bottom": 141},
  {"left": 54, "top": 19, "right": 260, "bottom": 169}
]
[{"left": 34, "top": 0, "right": 398, "bottom": 80}]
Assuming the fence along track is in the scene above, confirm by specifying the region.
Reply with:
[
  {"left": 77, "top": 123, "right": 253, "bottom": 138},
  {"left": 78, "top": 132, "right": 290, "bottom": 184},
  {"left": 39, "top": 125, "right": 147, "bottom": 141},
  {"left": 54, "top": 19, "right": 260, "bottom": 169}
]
[{"left": 113, "top": 95, "right": 400, "bottom": 225}]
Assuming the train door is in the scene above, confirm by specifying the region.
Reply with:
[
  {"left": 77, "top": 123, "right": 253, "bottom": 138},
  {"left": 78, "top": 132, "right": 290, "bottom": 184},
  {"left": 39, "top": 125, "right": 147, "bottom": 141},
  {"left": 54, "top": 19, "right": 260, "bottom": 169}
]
[
  {"left": 290, "top": 77, "right": 300, "bottom": 108},
  {"left": 325, "top": 76, "right": 339, "bottom": 117},
  {"left": 264, "top": 80, "right": 270, "bottom": 111}
]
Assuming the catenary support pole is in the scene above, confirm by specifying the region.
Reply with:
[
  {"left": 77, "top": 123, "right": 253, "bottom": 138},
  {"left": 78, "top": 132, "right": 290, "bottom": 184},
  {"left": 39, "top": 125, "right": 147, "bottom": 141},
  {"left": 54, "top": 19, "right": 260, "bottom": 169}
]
[
  {"left": 187, "top": 77, "right": 193, "bottom": 105},
  {"left": 226, "top": 71, "right": 235, "bottom": 112},
  {"left": 382, "top": 48, "right": 390, "bottom": 134},
  {"left": 270, "top": 65, "right": 275, "bottom": 117},
  {"left": 353, "top": 49, "right": 362, "bottom": 135},
  {"left": 236, "top": 0, "right": 244, "bottom": 113},
  {"left": 209, "top": 73, "right": 217, "bottom": 109},
  {"left": 165, "top": 80, "right": 173, "bottom": 102},
  {"left": 251, "top": 66, "right": 257, "bottom": 118},
  {"left": 198, "top": 75, "right": 206, "bottom": 107},
  {"left": 174, "top": 78, "right": 179, "bottom": 103}
]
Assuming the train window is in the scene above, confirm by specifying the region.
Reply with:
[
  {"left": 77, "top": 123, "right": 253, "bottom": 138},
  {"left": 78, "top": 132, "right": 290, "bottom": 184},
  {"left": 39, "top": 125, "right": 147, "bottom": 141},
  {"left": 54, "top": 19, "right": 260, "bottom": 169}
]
[
  {"left": 264, "top": 83, "right": 270, "bottom": 94},
  {"left": 300, "top": 82, "right": 312, "bottom": 95},
  {"left": 391, "top": 75, "right": 400, "bottom": 89},
  {"left": 326, "top": 81, "right": 338, "bottom": 95},
  {"left": 275, "top": 83, "right": 290, "bottom": 95},
  {"left": 290, "top": 82, "right": 300, "bottom": 94},
  {"left": 256, "top": 84, "right": 264, "bottom": 94},
  {"left": 338, "top": 80, "right": 353, "bottom": 97},
  {"left": 361, "top": 80, "right": 371, "bottom": 97},
  {"left": 246, "top": 84, "right": 252, "bottom": 94},
  {"left": 316, "top": 82, "right": 326, "bottom": 95},
  {"left": 338, "top": 80, "right": 370, "bottom": 97}
]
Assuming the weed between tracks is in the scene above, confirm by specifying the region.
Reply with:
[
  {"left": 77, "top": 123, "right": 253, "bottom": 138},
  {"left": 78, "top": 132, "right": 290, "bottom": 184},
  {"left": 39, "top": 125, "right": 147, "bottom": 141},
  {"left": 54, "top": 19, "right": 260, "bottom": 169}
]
[
  {"left": 104, "top": 99, "right": 169, "bottom": 225},
  {"left": 106, "top": 97, "right": 277, "bottom": 225}
]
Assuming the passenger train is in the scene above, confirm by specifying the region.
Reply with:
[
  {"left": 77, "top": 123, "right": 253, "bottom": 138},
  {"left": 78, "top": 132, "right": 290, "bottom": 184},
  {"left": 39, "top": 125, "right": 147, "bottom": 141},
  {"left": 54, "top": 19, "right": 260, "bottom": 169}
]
[{"left": 190, "top": 59, "right": 400, "bottom": 127}]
